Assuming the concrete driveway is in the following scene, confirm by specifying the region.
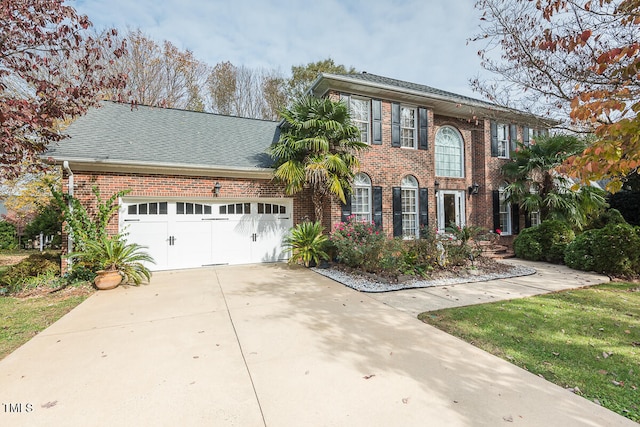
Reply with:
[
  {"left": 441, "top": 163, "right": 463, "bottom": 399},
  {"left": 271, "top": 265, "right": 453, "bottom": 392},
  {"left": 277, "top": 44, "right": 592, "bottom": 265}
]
[{"left": 0, "top": 263, "right": 634, "bottom": 426}]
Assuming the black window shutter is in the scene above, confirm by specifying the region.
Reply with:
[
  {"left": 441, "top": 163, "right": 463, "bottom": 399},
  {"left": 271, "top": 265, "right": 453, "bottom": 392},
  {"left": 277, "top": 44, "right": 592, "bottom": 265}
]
[
  {"left": 372, "top": 100, "right": 382, "bottom": 145},
  {"left": 392, "top": 187, "right": 402, "bottom": 236},
  {"left": 511, "top": 203, "right": 520, "bottom": 234},
  {"left": 418, "top": 107, "right": 428, "bottom": 150},
  {"left": 492, "top": 190, "right": 501, "bottom": 232},
  {"left": 510, "top": 124, "right": 518, "bottom": 152},
  {"left": 490, "top": 120, "right": 498, "bottom": 157},
  {"left": 391, "top": 103, "right": 401, "bottom": 147},
  {"left": 522, "top": 126, "right": 530, "bottom": 146},
  {"left": 419, "top": 188, "right": 429, "bottom": 230},
  {"left": 524, "top": 212, "right": 532, "bottom": 229},
  {"left": 373, "top": 186, "right": 383, "bottom": 228},
  {"left": 341, "top": 196, "right": 352, "bottom": 223}
]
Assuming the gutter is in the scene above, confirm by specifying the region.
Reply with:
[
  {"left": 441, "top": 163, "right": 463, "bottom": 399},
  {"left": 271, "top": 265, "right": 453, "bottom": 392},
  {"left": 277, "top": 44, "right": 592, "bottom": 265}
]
[{"left": 62, "top": 161, "right": 74, "bottom": 268}]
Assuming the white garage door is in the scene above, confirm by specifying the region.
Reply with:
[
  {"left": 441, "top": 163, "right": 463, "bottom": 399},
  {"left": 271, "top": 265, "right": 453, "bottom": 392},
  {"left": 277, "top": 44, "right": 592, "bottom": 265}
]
[{"left": 119, "top": 200, "right": 293, "bottom": 271}]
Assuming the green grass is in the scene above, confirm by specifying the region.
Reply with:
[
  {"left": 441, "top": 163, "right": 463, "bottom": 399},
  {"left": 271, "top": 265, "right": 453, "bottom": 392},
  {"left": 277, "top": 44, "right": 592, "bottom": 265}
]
[
  {"left": 419, "top": 282, "right": 640, "bottom": 422},
  {"left": 0, "top": 293, "right": 90, "bottom": 360}
]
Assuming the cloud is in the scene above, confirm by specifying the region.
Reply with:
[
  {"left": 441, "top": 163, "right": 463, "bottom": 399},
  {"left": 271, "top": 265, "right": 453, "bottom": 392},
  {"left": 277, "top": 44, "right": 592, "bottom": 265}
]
[{"left": 74, "top": 0, "right": 488, "bottom": 98}]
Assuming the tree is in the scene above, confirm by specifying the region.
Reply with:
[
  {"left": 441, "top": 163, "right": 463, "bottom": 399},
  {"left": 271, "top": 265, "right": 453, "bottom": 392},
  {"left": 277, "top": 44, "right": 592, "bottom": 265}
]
[
  {"left": 502, "top": 135, "right": 606, "bottom": 229},
  {"left": 206, "top": 62, "right": 288, "bottom": 120},
  {"left": 472, "top": 0, "right": 640, "bottom": 190},
  {"left": 288, "top": 58, "right": 357, "bottom": 101},
  {"left": 270, "top": 96, "right": 368, "bottom": 223},
  {"left": 103, "top": 29, "right": 208, "bottom": 110},
  {"left": 0, "top": 0, "right": 126, "bottom": 178}
]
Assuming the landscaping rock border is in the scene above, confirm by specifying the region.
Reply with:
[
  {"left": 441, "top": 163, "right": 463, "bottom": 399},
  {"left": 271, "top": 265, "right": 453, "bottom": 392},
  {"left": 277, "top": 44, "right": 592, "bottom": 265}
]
[{"left": 312, "top": 263, "right": 537, "bottom": 293}]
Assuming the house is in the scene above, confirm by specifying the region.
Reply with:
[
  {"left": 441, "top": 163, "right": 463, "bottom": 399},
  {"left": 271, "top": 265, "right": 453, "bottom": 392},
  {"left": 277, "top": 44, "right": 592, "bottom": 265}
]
[{"left": 46, "top": 72, "right": 552, "bottom": 271}]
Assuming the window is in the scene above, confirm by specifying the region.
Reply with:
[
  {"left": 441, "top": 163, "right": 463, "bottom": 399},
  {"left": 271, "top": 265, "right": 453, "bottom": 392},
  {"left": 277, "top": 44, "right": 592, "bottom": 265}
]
[
  {"left": 177, "top": 202, "right": 212, "bottom": 215},
  {"left": 351, "top": 173, "right": 372, "bottom": 221},
  {"left": 530, "top": 211, "right": 541, "bottom": 227},
  {"left": 401, "top": 175, "right": 419, "bottom": 238},
  {"left": 127, "top": 202, "right": 168, "bottom": 215},
  {"left": 435, "top": 126, "right": 464, "bottom": 177},
  {"left": 219, "top": 203, "right": 251, "bottom": 215},
  {"left": 350, "top": 97, "right": 370, "bottom": 144},
  {"left": 497, "top": 123, "right": 510, "bottom": 158},
  {"left": 400, "top": 106, "right": 416, "bottom": 148},
  {"left": 499, "top": 184, "right": 512, "bottom": 235},
  {"left": 257, "top": 203, "right": 286, "bottom": 214}
]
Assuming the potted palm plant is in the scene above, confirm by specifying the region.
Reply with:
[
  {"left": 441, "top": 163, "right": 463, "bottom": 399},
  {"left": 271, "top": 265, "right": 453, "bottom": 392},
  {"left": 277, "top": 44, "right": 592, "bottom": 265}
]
[{"left": 70, "top": 237, "right": 155, "bottom": 289}]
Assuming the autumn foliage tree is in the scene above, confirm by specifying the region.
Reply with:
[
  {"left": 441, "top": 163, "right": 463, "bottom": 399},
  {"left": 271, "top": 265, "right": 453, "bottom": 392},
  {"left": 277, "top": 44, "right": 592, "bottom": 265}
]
[
  {"left": 0, "top": 0, "right": 126, "bottom": 178},
  {"left": 472, "top": 0, "right": 640, "bottom": 190}
]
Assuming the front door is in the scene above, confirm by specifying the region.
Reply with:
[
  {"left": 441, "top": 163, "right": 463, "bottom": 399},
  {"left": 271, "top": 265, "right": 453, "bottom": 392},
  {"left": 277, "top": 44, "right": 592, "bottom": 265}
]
[{"left": 437, "top": 190, "right": 466, "bottom": 232}]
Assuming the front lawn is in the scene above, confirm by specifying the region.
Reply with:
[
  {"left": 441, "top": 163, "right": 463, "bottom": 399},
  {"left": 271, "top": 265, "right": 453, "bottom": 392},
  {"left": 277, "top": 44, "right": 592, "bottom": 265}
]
[
  {"left": 419, "top": 282, "right": 640, "bottom": 422},
  {"left": 0, "top": 292, "right": 91, "bottom": 360}
]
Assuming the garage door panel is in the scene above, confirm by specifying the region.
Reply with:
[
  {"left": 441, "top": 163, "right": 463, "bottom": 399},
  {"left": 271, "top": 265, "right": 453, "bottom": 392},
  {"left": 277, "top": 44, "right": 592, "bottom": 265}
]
[
  {"left": 172, "top": 220, "right": 212, "bottom": 269},
  {"left": 123, "top": 221, "right": 169, "bottom": 270}
]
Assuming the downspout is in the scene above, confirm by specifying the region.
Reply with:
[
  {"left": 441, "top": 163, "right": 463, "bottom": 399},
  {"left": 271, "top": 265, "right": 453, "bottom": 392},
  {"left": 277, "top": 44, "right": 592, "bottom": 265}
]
[{"left": 63, "top": 161, "right": 74, "bottom": 269}]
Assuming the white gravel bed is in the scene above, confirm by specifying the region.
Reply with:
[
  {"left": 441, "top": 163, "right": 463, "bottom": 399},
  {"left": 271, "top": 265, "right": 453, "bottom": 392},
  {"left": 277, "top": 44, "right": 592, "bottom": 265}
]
[{"left": 311, "top": 264, "right": 537, "bottom": 293}]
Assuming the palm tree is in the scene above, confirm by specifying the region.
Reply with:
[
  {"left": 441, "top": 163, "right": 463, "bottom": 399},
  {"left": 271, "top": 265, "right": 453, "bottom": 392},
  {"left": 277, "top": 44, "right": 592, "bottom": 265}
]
[
  {"left": 271, "top": 96, "right": 368, "bottom": 223},
  {"left": 502, "top": 134, "right": 606, "bottom": 229}
]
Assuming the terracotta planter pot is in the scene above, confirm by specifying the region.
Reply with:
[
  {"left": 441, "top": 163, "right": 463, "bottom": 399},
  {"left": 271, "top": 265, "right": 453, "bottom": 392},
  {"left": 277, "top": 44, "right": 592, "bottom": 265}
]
[{"left": 94, "top": 270, "right": 122, "bottom": 290}]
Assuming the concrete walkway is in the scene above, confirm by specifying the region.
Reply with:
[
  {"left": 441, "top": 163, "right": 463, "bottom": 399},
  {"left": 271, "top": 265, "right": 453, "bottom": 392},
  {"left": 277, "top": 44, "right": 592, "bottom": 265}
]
[
  {"left": 369, "top": 258, "right": 611, "bottom": 317},
  {"left": 0, "top": 262, "right": 634, "bottom": 426}
]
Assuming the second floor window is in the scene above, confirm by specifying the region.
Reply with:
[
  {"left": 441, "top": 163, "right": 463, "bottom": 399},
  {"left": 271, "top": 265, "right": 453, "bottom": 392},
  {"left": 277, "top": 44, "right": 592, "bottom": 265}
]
[
  {"left": 435, "top": 126, "right": 464, "bottom": 178},
  {"left": 350, "top": 97, "right": 370, "bottom": 144},
  {"left": 497, "top": 123, "right": 510, "bottom": 158},
  {"left": 400, "top": 106, "right": 416, "bottom": 148}
]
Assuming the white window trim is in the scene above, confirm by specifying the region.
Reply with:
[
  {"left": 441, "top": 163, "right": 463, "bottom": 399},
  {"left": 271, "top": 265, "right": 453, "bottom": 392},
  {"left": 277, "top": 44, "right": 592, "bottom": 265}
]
[
  {"left": 499, "top": 186, "right": 512, "bottom": 235},
  {"left": 401, "top": 175, "right": 419, "bottom": 239},
  {"left": 350, "top": 97, "right": 370, "bottom": 144},
  {"left": 352, "top": 173, "right": 372, "bottom": 222},
  {"left": 400, "top": 106, "right": 417, "bottom": 149},
  {"left": 497, "top": 123, "right": 510, "bottom": 159},
  {"left": 435, "top": 125, "right": 465, "bottom": 178}
]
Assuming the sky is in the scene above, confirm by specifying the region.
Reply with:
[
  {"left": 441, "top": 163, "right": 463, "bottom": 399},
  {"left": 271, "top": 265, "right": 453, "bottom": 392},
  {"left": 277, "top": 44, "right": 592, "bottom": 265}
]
[{"left": 73, "top": 0, "right": 490, "bottom": 99}]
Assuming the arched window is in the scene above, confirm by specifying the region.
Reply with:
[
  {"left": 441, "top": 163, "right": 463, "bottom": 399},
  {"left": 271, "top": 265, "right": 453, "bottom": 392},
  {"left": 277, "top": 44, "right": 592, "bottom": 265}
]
[
  {"left": 435, "top": 126, "right": 464, "bottom": 177},
  {"left": 401, "top": 175, "right": 419, "bottom": 238},
  {"left": 351, "top": 173, "right": 372, "bottom": 221}
]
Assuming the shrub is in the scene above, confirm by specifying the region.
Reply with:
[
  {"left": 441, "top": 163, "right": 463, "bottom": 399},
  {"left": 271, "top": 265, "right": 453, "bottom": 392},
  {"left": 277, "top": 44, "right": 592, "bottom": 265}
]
[
  {"left": 590, "top": 223, "right": 640, "bottom": 276},
  {"left": 330, "top": 216, "right": 385, "bottom": 271},
  {"left": 564, "top": 229, "right": 598, "bottom": 271},
  {"left": 283, "top": 221, "right": 329, "bottom": 267},
  {"left": 608, "top": 191, "right": 640, "bottom": 226},
  {"left": 586, "top": 208, "right": 627, "bottom": 230},
  {"left": 537, "top": 220, "right": 575, "bottom": 263},
  {"left": 514, "top": 227, "right": 544, "bottom": 261},
  {"left": 0, "top": 252, "right": 61, "bottom": 293},
  {"left": 514, "top": 220, "right": 575, "bottom": 263},
  {"left": 0, "top": 221, "right": 18, "bottom": 250}
]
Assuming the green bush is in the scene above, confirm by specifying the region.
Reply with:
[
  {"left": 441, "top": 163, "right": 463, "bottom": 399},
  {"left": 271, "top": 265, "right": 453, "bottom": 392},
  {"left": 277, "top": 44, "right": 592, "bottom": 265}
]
[
  {"left": 514, "top": 227, "right": 544, "bottom": 261},
  {"left": 514, "top": 220, "right": 574, "bottom": 263},
  {"left": 591, "top": 223, "right": 640, "bottom": 276},
  {"left": 586, "top": 208, "right": 627, "bottom": 230},
  {"left": 330, "top": 216, "right": 386, "bottom": 271},
  {"left": 564, "top": 229, "right": 598, "bottom": 271},
  {"left": 283, "top": 221, "right": 329, "bottom": 267},
  {"left": 0, "top": 221, "right": 18, "bottom": 250},
  {"left": 0, "top": 252, "right": 61, "bottom": 294},
  {"left": 538, "top": 220, "right": 575, "bottom": 263}
]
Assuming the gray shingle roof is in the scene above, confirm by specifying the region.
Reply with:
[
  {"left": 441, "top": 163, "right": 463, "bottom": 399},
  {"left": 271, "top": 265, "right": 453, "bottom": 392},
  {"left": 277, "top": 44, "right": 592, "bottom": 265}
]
[
  {"left": 46, "top": 101, "right": 279, "bottom": 170},
  {"left": 343, "top": 72, "right": 500, "bottom": 109}
]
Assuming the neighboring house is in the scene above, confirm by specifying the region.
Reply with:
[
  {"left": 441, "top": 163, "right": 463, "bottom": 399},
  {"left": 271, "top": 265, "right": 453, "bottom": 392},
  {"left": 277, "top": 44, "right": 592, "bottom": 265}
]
[{"left": 46, "top": 72, "right": 552, "bottom": 271}]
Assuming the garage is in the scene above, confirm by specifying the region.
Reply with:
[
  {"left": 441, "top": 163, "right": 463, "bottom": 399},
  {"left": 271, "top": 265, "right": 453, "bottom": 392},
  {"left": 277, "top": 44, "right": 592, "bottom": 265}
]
[{"left": 119, "top": 199, "right": 293, "bottom": 271}]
